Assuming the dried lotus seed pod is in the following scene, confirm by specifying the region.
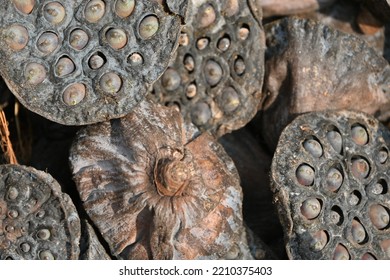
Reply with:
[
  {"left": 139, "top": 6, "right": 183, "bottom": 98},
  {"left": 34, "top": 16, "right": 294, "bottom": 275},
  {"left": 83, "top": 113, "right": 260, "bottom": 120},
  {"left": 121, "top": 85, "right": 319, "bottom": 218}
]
[
  {"left": 0, "top": 0, "right": 183, "bottom": 125},
  {"left": 70, "top": 100, "right": 253, "bottom": 260},
  {"left": 256, "top": 18, "right": 390, "bottom": 152},
  {"left": 271, "top": 110, "right": 390, "bottom": 259},
  {"left": 0, "top": 164, "right": 81, "bottom": 260},
  {"left": 150, "top": 0, "right": 265, "bottom": 137}
]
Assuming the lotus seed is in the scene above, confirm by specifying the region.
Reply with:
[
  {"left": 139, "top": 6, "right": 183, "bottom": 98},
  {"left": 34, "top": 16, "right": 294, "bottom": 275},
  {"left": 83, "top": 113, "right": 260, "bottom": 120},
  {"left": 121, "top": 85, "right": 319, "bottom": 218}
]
[
  {"left": 351, "top": 158, "right": 370, "bottom": 179},
  {"left": 8, "top": 209, "right": 19, "bottom": 219},
  {"left": 378, "top": 148, "right": 388, "bottom": 164},
  {"left": 39, "top": 250, "right": 54, "bottom": 260},
  {"left": 303, "top": 139, "right": 323, "bottom": 158},
  {"left": 4, "top": 25, "right": 29, "bottom": 51},
  {"left": 179, "top": 33, "right": 189, "bottom": 46},
  {"left": 196, "top": 38, "right": 209, "bottom": 50},
  {"left": 13, "top": 0, "right": 35, "bottom": 14},
  {"left": 351, "top": 219, "right": 366, "bottom": 244},
  {"left": 85, "top": 0, "right": 105, "bottom": 23},
  {"left": 115, "top": 0, "right": 135, "bottom": 18},
  {"left": 327, "top": 130, "right": 342, "bottom": 153},
  {"left": 361, "top": 253, "right": 376, "bottom": 260},
  {"left": 69, "top": 29, "right": 89, "bottom": 50},
  {"left": 348, "top": 192, "right": 360, "bottom": 206},
  {"left": 37, "top": 228, "right": 51, "bottom": 240},
  {"left": 238, "top": 27, "right": 250, "bottom": 40},
  {"left": 128, "top": 53, "right": 143, "bottom": 66},
  {"left": 191, "top": 102, "right": 211, "bottom": 126},
  {"left": 222, "top": 0, "right": 239, "bottom": 17},
  {"left": 139, "top": 15, "right": 159, "bottom": 39},
  {"left": 184, "top": 55, "right": 195, "bottom": 72},
  {"left": 198, "top": 4, "right": 216, "bottom": 28},
  {"left": 333, "top": 244, "right": 350, "bottom": 260},
  {"left": 37, "top": 32, "right": 59, "bottom": 54},
  {"left": 218, "top": 37, "right": 231, "bottom": 52},
  {"left": 100, "top": 72, "right": 122, "bottom": 94},
  {"left": 55, "top": 57, "right": 75, "bottom": 77},
  {"left": 186, "top": 84, "right": 197, "bottom": 98},
  {"left": 380, "top": 240, "right": 390, "bottom": 258},
  {"left": 161, "top": 68, "right": 181, "bottom": 91},
  {"left": 20, "top": 242, "right": 31, "bottom": 253},
  {"left": 221, "top": 87, "right": 240, "bottom": 113},
  {"left": 325, "top": 167, "right": 343, "bottom": 192},
  {"left": 310, "top": 230, "right": 328, "bottom": 251},
  {"left": 300, "top": 198, "right": 321, "bottom": 220},
  {"left": 234, "top": 57, "right": 246, "bottom": 75},
  {"left": 44, "top": 2, "right": 66, "bottom": 24},
  {"left": 106, "top": 28, "right": 127, "bottom": 50},
  {"left": 24, "top": 62, "right": 46, "bottom": 85},
  {"left": 204, "top": 60, "right": 223, "bottom": 86},
  {"left": 330, "top": 209, "right": 342, "bottom": 225},
  {"left": 63, "top": 83, "right": 86, "bottom": 106},
  {"left": 7, "top": 187, "right": 19, "bottom": 200},
  {"left": 369, "top": 204, "right": 390, "bottom": 229},
  {"left": 89, "top": 54, "right": 105, "bottom": 69},
  {"left": 351, "top": 125, "right": 368, "bottom": 145},
  {"left": 296, "top": 164, "right": 315, "bottom": 186},
  {"left": 367, "top": 183, "right": 384, "bottom": 195}
]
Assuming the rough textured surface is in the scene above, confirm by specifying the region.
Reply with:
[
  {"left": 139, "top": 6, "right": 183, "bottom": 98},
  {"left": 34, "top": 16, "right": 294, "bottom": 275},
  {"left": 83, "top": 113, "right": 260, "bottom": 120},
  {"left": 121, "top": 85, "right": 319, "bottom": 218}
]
[
  {"left": 80, "top": 220, "right": 111, "bottom": 260},
  {"left": 0, "top": 164, "right": 80, "bottom": 260},
  {"left": 150, "top": 0, "right": 265, "bottom": 138},
  {"left": 70, "top": 100, "right": 253, "bottom": 260},
  {"left": 0, "top": 0, "right": 182, "bottom": 125},
  {"left": 261, "top": 0, "right": 336, "bottom": 18},
  {"left": 259, "top": 17, "right": 390, "bottom": 151},
  {"left": 271, "top": 110, "right": 390, "bottom": 259}
]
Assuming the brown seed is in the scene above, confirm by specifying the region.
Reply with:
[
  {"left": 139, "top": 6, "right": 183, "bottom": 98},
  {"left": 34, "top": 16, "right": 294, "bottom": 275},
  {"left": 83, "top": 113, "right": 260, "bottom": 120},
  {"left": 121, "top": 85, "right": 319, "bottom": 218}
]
[
  {"left": 204, "top": 60, "right": 223, "bottom": 86},
  {"left": 139, "top": 15, "right": 159, "bottom": 39},
  {"left": 44, "top": 2, "right": 66, "bottom": 24},
  {"left": 327, "top": 130, "right": 342, "bottom": 153},
  {"left": 37, "top": 228, "right": 51, "bottom": 240},
  {"left": 24, "top": 62, "right": 46, "bottom": 85},
  {"left": 234, "top": 57, "right": 246, "bottom": 75},
  {"left": 4, "top": 25, "right": 29, "bottom": 51},
  {"left": 184, "top": 55, "right": 195, "bottom": 72},
  {"left": 369, "top": 204, "right": 390, "bottom": 230},
  {"left": 191, "top": 102, "right": 211, "bottom": 126},
  {"left": 186, "top": 84, "right": 197, "bottom": 98},
  {"left": 380, "top": 240, "right": 390, "bottom": 258},
  {"left": 300, "top": 198, "right": 321, "bottom": 220},
  {"left": 85, "top": 0, "right": 105, "bottom": 23},
  {"left": 37, "top": 32, "right": 59, "bottom": 54},
  {"left": 198, "top": 4, "right": 216, "bottom": 28},
  {"left": 89, "top": 54, "right": 105, "bottom": 69},
  {"left": 310, "top": 230, "right": 328, "bottom": 251},
  {"left": 69, "top": 29, "right": 89, "bottom": 50},
  {"left": 39, "top": 250, "right": 54, "bottom": 260},
  {"left": 55, "top": 57, "right": 75, "bottom": 77},
  {"left": 221, "top": 87, "right": 240, "bottom": 113},
  {"left": 351, "top": 219, "right": 366, "bottom": 244},
  {"left": 222, "top": 0, "right": 239, "bottom": 17},
  {"left": 127, "top": 53, "right": 143, "bottom": 66},
  {"left": 161, "top": 68, "right": 181, "bottom": 91},
  {"left": 351, "top": 125, "right": 368, "bottom": 146},
  {"left": 115, "top": 0, "right": 135, "bottom": 18},
  {"left": 303, "top": 139, "right": 323, "bottom": 158},
  {"left": 106, "top": 28, "right": 127, "bottom": 50},
  {"left": 296, "top": 164, "right": 315, "bottom": 186},
  {"left": 361, "top": 253, "right": 376, "bottom": 260},
  {"left": 351, "top": 158, "right": 370, "bottom": 179},
  {"left": 217, "top": 37, "right": 230, "bottom": 52},
  {"left": 196, "top": 38, "right": 209, "bottom": 50},
  {"left": 63, "top": 83, "right": 86, "bottom": 106},
  {"left": 333, "top": 244, "right": 350, "bottom": 260},
  {"left": 100, "top": 72, "right": 122, "bottom": 93},
  {"left": 13, "top": 0, "right": 35, "bottom": 14},
  {"left": 325, "top": 167, "right": 343, "bottom": 192},
  {"left": 238, "top": 27, "right": 250, "bottom": 40}
]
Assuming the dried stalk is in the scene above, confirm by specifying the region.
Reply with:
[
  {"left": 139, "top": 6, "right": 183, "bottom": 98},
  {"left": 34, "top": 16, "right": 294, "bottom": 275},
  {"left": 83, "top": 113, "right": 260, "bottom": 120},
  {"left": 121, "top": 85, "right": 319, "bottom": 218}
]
[{"left": 0, "top": 109, "right": 17, "bottom": 164}]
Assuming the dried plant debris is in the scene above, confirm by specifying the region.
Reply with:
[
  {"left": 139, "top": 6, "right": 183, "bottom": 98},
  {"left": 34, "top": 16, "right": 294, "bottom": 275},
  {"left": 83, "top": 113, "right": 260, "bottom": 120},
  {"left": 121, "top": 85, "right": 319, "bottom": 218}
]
[
  {"left": 0, "top": 0, "right": 182, "bottom": 125},
  {"left": 0, "top": 164, "right": 81, "bottom": 260},
  {"left": 271, "top": 110, "right": 390, "bottom": 260},
  {"left": 150, "top": 0, "right": 265, "bottom": 137},
  {"left": 70, "top": 100, "right": 253, "bottom": 260},
  {"left": 80, "top": 220, "right": 111, "bottom": 260},
  {"left": 259, "top": 17, "right": 390, "bottom": 151},
  {"left": 364, "top": 0, "right": 390, "bottom": 23},
  {"left": 261, "top": 0, "right": 336, "bottom": 18}
]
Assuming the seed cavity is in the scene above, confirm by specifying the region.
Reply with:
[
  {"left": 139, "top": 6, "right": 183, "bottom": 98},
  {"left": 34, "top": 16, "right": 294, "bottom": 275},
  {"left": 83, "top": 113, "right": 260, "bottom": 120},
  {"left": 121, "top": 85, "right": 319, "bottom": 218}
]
[
  {"left": 222, "top": 0, "right": 239, "bottom": 17},
  {"left": 221, "top": 87, "right": 240, "bottom": 113},
  {"left": 325, "top": 167, "right": 343, "bottom": 192},
  {"left": 204, "top": 60, "right": 223, "bottom": 86},
  {"left": 100, "top": 72, "right": 122, "bottom": 94},
  {"left": 186, "top": 84, "right": 197, "bottom": 99},
  {"left": 184, "top": 55, "right": 195, "bottom": 72},
  {"left": 63, "top": 83, "right": 86, "bottom": 106},
  {"left": 106, "top": 28, "right": 127, "bottom": 50},
  {"left": 89, "top": 53, "right": 106, "bottom": 69},
  {"left": 8, "top": 209, "right": 19, "bottom": 219},
  {"left": 115, "top": 0, "right": 135, "bottom": 18},
  {"left": 348, "top": 190, "right": 361, "bottom": 206},
  {"left": 218, "top": 36, "right": 231, "bottom": 52},
  {"left": 39, "top": 250, "right": 54, "bottom": 260},
  {"left": 55, "top": 57, "right": 75, "bottom": 77},
  {"left": 85, "top": 0, "right": 105, "bottom": 23},
  {"left": 37, "top": 32, "right": 59, "bottom": 54},
  {"left": 69, "top": 29, "right": 89, "bottom": 50},
  {"left": 351, "top": 124, "right": 368, "bottom": 145},
  {"left": 127, "top": 53, "right": 143, "bottom": 66},
  {"left": 198, "top": 4, "right": 216, "bottom": 28},
  {"left": 333, "top": 244, "right": 350, "bottom": 260},
  {"left": 37, "top": 228, "right": 51, "bottom": 240},
  {"left": 13, "top": 0, "right": 35, "bottom": 14},
  {"left": 367, "top": 180, "right": 387, "bottom": 195},
  {"left": 303, "top": 138, "right": 323, "bottom": 158},
  {"left": 300, "top": 198, "right": 321, "bottom": 220},
  {"left": 191, "top": 102, "right": 211, "bottom": 126},
  {"left": 139, "top": 15, "right": 159, "bottom": 39},
  {"left": 330, "top": 205, "right": 343, "bottom": 226},
  {"left": 20, "top": 242, "right": 31, "bottom": 253},
  {"left": 24, "top": 62, "right": 46, "bottom": 85},
  {"left": 310, "top": 230, "right": 328, "bottom": 251},
  {"left": 351, "top": 157, "right": 370, "bottom": 179},
  {"left": 327, "top": 130, "right": 343, "bottom": 154},
  {"left": 238, "top": 26, "right": 250, "bottom": 40},
  {"left": 351, "top": 219, "right": 366, "bottom": 244},
  {"left": 234, "top": 57, "right": 246, "bottom": 76},
  {"left": 296, "top": 164, "right": 315, "bottom": 186},
  {"left": 196, "top": 38, "right": 209, "bottom": 50},
  {"left": 4, "top": 25, "right": 29, "bottom": 51},
  {"left": 378, "top": 148, "right": 388, "bottom": 164},
  {"left": 161, "top": 68, "right": 181, "bottom": 91},
  {"left": 369, "top": 204, "right": 390, "bottom": 230},
  {"left": 44, "top": 2, "right": 66, "bottom": 24},
  {"left": 7, "top": 187, "right": 19, "bottom": 200}
]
